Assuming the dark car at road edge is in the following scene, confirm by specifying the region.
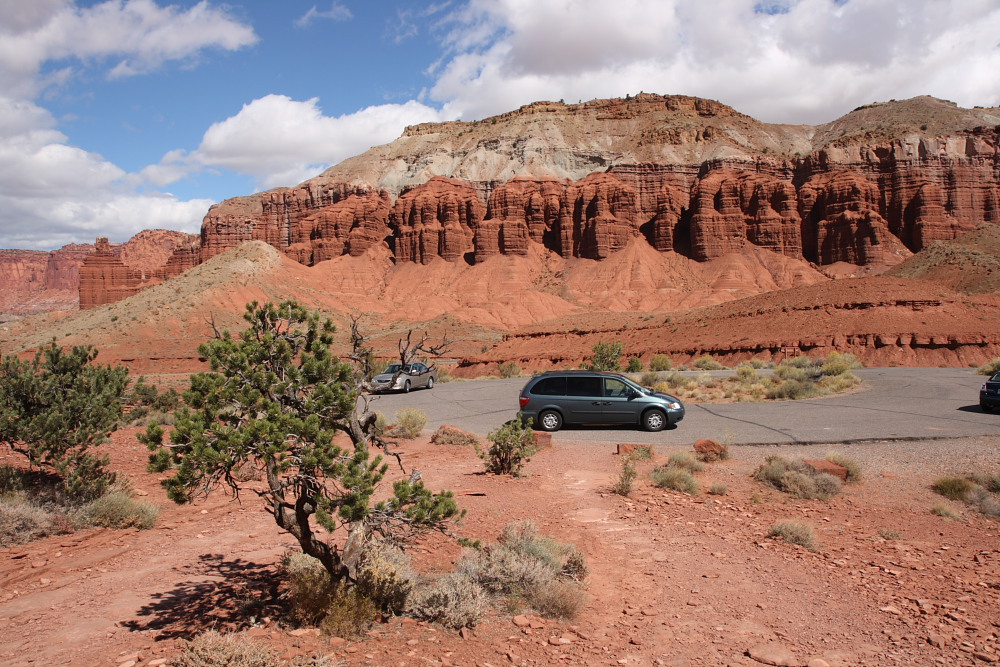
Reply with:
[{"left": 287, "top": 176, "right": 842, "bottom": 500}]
[
  {"left": 981, "top": 371, "right": 1000, "bottom": 413},
  {"left": 518, "top": 370, "right": 685, "bottom": 432}
]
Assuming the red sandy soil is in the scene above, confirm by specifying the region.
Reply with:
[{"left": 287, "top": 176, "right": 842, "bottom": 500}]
[{"left": 2, "top": 425, "right": 999, "bottom": 667}]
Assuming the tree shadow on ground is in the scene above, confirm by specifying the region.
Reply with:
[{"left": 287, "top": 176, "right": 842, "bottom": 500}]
[{"left": 122, "top": 553, "right": 284, "bottom": 640}]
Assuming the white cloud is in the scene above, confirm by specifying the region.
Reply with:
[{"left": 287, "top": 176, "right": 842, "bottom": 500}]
[
  {"left": 295, "top": 2, "right": 353, "bottom": 28},
  {"left": 192, "top": 95, "right": 448, "bottom": 190},
  {"left": 0, "top": 1, "right": 256, "bottom": 249},
  {"left": 433, "top": 0, "right": 1000, "bottom": 124}
]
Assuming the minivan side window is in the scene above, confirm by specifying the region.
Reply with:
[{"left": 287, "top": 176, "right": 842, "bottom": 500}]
[
  {"left": 566, "top": 376, "right": 602, "bottom": 397},
  {"left": 604, "top": 378, "right": 630, "bottom": 397},
  {"left": 532, "top": 377, "right": 567, "bottom": 395}
]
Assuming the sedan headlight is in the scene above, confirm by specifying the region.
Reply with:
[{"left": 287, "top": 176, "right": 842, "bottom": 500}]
[{"left": 667, "top": 401, "right": 681, "bottom": 410}]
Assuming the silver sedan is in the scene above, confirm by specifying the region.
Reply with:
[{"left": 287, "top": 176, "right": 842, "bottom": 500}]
[{"left": 370, "top": 362, "right": 438, "bottom": 393}]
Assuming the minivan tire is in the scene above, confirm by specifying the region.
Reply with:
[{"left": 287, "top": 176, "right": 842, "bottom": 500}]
[
  {"left": 538, "top": 409, "right": 563, "bottom": 432},
  {"left": 642, "top": 409, "right": 667, "bottom": 432}
]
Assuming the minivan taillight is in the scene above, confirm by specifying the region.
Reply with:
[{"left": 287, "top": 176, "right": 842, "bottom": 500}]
[{"left": 519, "top": 395, "right": 530, "bottom": 408}]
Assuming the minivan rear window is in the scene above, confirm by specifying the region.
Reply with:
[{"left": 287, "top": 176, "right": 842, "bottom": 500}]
[
  {"left": 532, "top": 377, "right": 566, "bottom": 395},
  {"left": 566, "top": 376, "right": 602, "bottom": 397}
]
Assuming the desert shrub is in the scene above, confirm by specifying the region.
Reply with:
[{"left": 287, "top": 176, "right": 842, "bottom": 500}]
[
  {"left": 126, "top": 377, "right": 182, "bottom": 426},
  {"left": 282, "top": 551, "right": 376, "bottom": 636},
  {"left": 662, "top": 372, "right": 692, "bottom": 390},
  {"left": 692, "top": 355, "right": 725, "bottom": 370},
  {"left": 820, "top": 351, "right": 862, "bottom": 376},
  {"left": 476, "top": 419, "right": 536, "bottom": 476},
  {"left": 355, "top": 538, "right": 415, "bottom": 615},
  {"left": 407, "top": 572, "right": 488, "bottom": 629},
  {"left": 708, "top": 483, "right": 728, "bottom": 496},
  {"left": 436, "top": 367, "right": 455, "bottom": 383},
  {"left": 127, "top": 409, "right": 177, "bottom": 427},
  {"left": 649, "top": 354, "right": 673, "bottom": 372},
  {"left": 769, "top": 522, "right": 817, "bottom": 551},
  {"left": 967, "top": 487, "right": 1000, "bottom": 519},
  {"left": 585, "top": 340, "right": 623, "bottom": 372},
  {"left": 753, "top": 456, "right": 841, "bottom": 500},
  {"left": 430, "top": 425, "right": 480, "bottom": 447},
  {"left": 977, "top": 357, "right": 1000, "bottom": 375},
  {"left": 765, "top": 378, "right": 819, "bottom": 400},
  {"left": 650, "top": 467, "right": 698, "bottom": 495},
  {"left": 394, "top": 408, "right": 428, "bottom": 439},
  {"left": 627, "top": 445, "right": 653, "bottom": 461},
  {"left": 0, "top": 464, "right": 26, "bottom": 495},
  {"left": 625, "top": 357, "right": 643, "bottom": 373},
  {"left": 825, "top": 453, "right": 862, "bottom": 483},
  {"left": 0, "top": 497, "right": 62, "bottom": 547},
  {"left": 932, "top": 476, "right": 974, "bottom": 501},
  {"left": 497, "top": 361, "right": 521, "bottom": 379},
  {"left": 969, "top": 471, "right": 1000, "bottom": 493},
  {"left": 741, "top": 358, "right": 773, "bottom": 369},
  {"left": 75, "top": 491, "right": 159, "bottom": 529},
  {"left": 639, "top": 371, "right": 661, "bottom": 387},
  {"left": 735, "top": 365, "right": 759, "bottom": 384},
  {"left": 666, "top": 451, "right": 704, "bottom": 473},
  {"left": 172, "top": 630, "right": 281, "bottom": 667},
  {"left": 878, "top": 528, "right": 901, "bottom": 540},
  {"left": 373, "top": 411, "right": 388, "bottom": 437},
  {"left": 930, "top": 503, "right": 958, "bottom": 518},
  {"left": 457, "top": 521, "right": 587, "bottom": 619},
  {"left": 612, "top": 459, "right": 637, "bottom": 496}
]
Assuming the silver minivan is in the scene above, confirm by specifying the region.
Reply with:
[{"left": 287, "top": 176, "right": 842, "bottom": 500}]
[{"left": 518, "top": 371, "right": 685, "bottom": 432}]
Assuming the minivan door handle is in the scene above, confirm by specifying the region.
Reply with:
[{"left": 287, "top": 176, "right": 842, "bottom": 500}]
[{"left": 592, "top": 401, "right": 602, "bottom": 405}]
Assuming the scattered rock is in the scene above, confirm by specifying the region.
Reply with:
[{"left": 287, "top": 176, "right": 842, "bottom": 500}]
[
  {"left": 617, "top": 443, "right": 652, "bottom": 457},
  {"left": 693, "top": 439, "right": 726, "bottom": 460},
  {"left": 802, "top": 460, "right": 848, "bottom": 482},
  {"left": 747, "top": 643, "right": 798, "bottom": 667}
]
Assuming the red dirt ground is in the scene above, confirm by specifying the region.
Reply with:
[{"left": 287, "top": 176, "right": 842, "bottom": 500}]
[{"left": 2, "top": 424, "right": 999, "bottom": 667}]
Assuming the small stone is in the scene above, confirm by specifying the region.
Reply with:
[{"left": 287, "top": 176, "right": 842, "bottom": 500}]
[
  {"left": 327, "top": 637, "right": 346, "bottom": 647},
  {"left": 460, "top": 627, "right": 472, "bottom": 640},
  {"left": 506, "top": 651, "right": 519, "bottom": 663},
  {"left": 31, "top": 559, "right": 46, "bottom": 568},
  {"left": 807, "top": 660, "right": 831, "bottom": 667},
  {"left": 512, "top": 615, "right": 530, "bottom": 628},
  {"left": 928, "top": 633, "right": 948, "bottom": 648},
  {"left": 39, "top": 578, "right": 51, "bottom": 586},
  {"left": 974, "top": 652, "right": 998, "bottom": 663},
  {"left": 148, "top": 660, "right": 167, "bottom": 667},
  {"left": 880, "top": 606, "right": 903, "bottom": 615},
  {"left": 288, "top": 628, "right": 319, "bottom": 637},
  {"left": 747, "top": 643, "right": 798, "bottom": 667},
  {"left": 405, "top": 639, "right": 419, "bottom": 646}
]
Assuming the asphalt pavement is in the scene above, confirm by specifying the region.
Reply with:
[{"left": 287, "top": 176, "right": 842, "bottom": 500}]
[{"left": 368, "top": 367, "right": 1000, "bottom": 446}]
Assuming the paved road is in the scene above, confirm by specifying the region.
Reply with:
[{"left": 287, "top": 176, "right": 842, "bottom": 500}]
[{"left": 369, "top": 368, "right": 1000, "bottom": 446}]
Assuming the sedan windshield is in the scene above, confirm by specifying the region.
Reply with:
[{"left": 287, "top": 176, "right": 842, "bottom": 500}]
[{"left": 384, "top": 364, "right": 402, "bottom": 374}]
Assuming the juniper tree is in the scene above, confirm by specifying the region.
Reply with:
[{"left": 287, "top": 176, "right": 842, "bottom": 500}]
[
  {"left": 0, "top": 341, "right": 129, "bottom": 498},
  {"left": 139, "top": 301, "right": 460, "bottom": 581}
]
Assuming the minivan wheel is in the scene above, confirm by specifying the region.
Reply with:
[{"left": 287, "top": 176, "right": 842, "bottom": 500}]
[
  {"left": 539, "top": 409, "right": 563, "bottom": 432},
  {"left": 642, "top": 409, "right": 667, "bottom": 432}
]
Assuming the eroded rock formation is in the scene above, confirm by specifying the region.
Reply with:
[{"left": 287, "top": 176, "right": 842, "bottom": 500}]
[{"left": 55, "top": 94, "right": 1000, "bottom": 309}]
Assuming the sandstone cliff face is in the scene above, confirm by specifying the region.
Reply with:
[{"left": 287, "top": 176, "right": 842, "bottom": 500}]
[
  {"left": 63, "top": 94, "right": 1000, "bottom": 309},
  {"left": 0, "top": 245, "right": 92, "bottom": 315}
]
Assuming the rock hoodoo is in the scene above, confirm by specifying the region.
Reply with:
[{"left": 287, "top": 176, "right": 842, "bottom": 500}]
[{"left": 28, "top": 94, "right": 1000, "bottom": 309}]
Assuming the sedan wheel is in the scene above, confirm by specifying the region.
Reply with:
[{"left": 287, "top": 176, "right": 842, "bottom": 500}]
[
  {"left": 403, "top": 380, "right": 410, "bottom": 393},
  {"left": 539, "top": 409, "right": 563, "bottom": 432},
  {"left": 426, "top": 377, "right": 435, "bottom": 390},
  {"left": 642, "top": 409, "right": 667, "bottom": 432}
]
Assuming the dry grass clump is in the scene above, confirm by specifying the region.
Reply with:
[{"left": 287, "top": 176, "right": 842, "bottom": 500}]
[
  {"left": 692, "top": 355, "right": 726, "bottom": 370},
  {"left": 172, "top": 630, "right": 281, "bottom": 667},
  {"left": 0, "top": 497, "right": 68, "bottom": 547},
  {"left": 930, "top": 503, "right": 958, "bottom": 519},
  {"left": 753, "top": 456, "right": 842, "bottom": 500},
  {"left": 977, "top": 357, "right": 1000, "bottom": 375},
  {"left": 392, "top": 408, "right": 428, "bottom": 439},
  {"left": 430, "top": 425, "right": 480, "bottom": 447},
  {"left": 456, "top": 521, "right": 587, "bottom": 621},
  {"left": 708, "top": 483, "right": 728, "bottom": 496},
  {"left": 650, "top": 467, "right": 699, "bottom": 495},
  {"left": 74, "top": 491, "right": 159, "bottom": 529},
  {"left": 769, "top": 522, "right": 818, "bottom": 551},
  {"left": 355, "top": 538, "right": 415, "bottom": 615},
  {"left": 666, "top": 451, "right": 704, "bottom": 473},
  {"left": 931, "top": 473, "right": 1000, "bottom": 519},
  {"left": 932, "top": 476, "right": 975, "bottom": 501},
  {"left": 825, "top": 453, "right": 862, "bottom": 483}
]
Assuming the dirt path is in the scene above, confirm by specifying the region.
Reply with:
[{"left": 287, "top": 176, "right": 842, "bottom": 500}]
[{"left": 2, "top": 430, "right": 999, "bottom": 667}]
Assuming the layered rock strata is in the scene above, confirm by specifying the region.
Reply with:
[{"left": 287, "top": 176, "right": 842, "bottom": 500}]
[{"left": 69, "top": 94, "right": 1000, "bottom": 308}]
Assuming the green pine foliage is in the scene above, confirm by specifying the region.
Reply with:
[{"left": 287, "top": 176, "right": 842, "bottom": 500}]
[
  {"left": 584, "top": 341, "right": 623, "bottom": 372},
  {"left": 0, "top": 341, "right": 129, "bottom": 499},
  {"left": 138, "top": 301, "right": 461, "bottom": 581}
]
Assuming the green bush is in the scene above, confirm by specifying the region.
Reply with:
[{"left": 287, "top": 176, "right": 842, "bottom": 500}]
[
  {"left": 394, "top": 408, "right": 428, "bottom": 439},
  {"left": 476, "top": 419, "right": 537, "bottom": 476},
  {"left": 497, "top": 361, "right": 521, "bottom": 378},
  {"left": 708, "top": 483, "right": 728, "bottom": 496},
  {"left": 612, "top": 459, "right": 637, "bottom": 496},
  {"left": 650, "top": 467, "right": 698, "bottom": 494},
  {"left": 666, "top": 451, "right": 704, "bottom": 473},
  {"left": 769, "top": 522, "right": 817, "bottom": 551},
  {"left": 585, "top": 341, "right": 623, "bottom": 372},
  {"left": 282, "top": 551, "right": 376, "bottom": 636},
  {"left": 407, "top": 573, "right": 488, "bottom": 629},
  {"left": 820, "top": 352, "right": 862, "bottom": 377},
  {"left": 639, "top": 371, "right": 661, "bottom": 387},
  {"left": 173, "top": 630, "right": 281, "bottom": 667},
  {"left": 625, "top": 357, "right": 643, "bottom": 373},
  {"left": 692, "top": 355, "right": 725, "bottom": 370},
  {"left": 649, "top": 354, "right": 673, "bottom": 372},
  {"left": 932, "top": 477, "right": 974, "bottom": 501}
]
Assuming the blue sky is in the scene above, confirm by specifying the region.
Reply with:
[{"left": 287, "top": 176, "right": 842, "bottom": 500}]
[{"left": 2, "top": 0, "right": 999, "bottom": 250}]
